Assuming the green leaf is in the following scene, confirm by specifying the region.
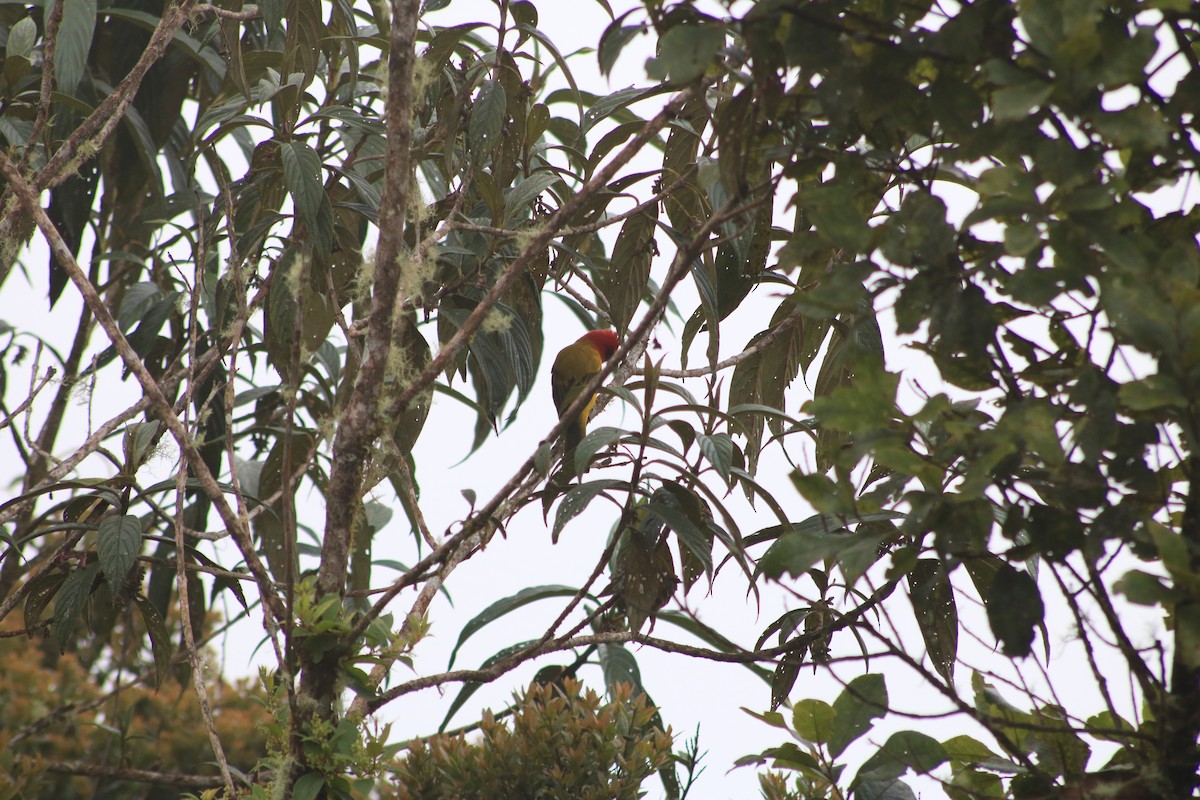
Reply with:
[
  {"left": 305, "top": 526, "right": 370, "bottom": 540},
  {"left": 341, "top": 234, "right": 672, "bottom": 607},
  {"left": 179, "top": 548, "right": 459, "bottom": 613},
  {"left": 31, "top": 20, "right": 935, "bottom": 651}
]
[
  {"left": 728, "top": 297, "right": 813, "bottom": 472},
  {"left": 280, "top": 140, "right": 334, "bottom": 256},
  {"left": 771, "top": 655, "right": 802, "bottom": 711},
  {"left": 829, "top": 673, "right": 887, "bottom": 757},
  {"left": 985, "top": 564, "right": 1044, "bottom": 657},
  {"left": 942, "top": 734, "right": 1000, "bottom": 765},
  {"left": 646, "top": 21, "right": 724, "bottom": 83},
  {"left": 391, "top": 316, "right": 432, "bottom": 454},
  {"left": 908, "top": 558, "right": 958, "bottom": 685},
  {"left": 1119, "top": 375, "right": 1188, "bottom": 412},
  {"left": 468, "top": 80, "right": 507, "bottom": 159},
  {"left": 97, "top": 515, "right": 142, "bottom": 590},
  {"left": 53, "top": 562, "right": 100, "bottom": 652},
  {"left": 791, "top": 698, "right": 836, "bottom": 744},
  {"left": 612, "top": 522, "right": 676, "bottom": 632},
  {"left": 790, "top": 472, "right": 855, "bottom": 517},
  {"left": 504, "top": 171, "right": 560, "bottom": 224},
  {"left": 7, "top": 16, "right": 37, "bottom": 60},
  {"left": 644, "top": 500, "right": 713, "bottom": 580},
  {"left": 747, "top": 511, "right": 904, "bottom": 547},
  {"left": 292, "top": 773, "right": 324, "bottom": 800},
  {"left": 573, "top": 426, "right": 624, "bottom": 475},
  {"left": 599, "top": 19, "right": 644, "bottom": 77},
  {"left": 460, "top": 302, "right": 538, "bottom": 431},
  {"left": 854, "top": 780, "right": 917, "bottom": 800},
  {"left": 760, "top": 524, "right": 890, "bottom": 583},
  {"left": 991, "top": 80, "right": 1053, "bottom": 122},
  {"left": 803, "top": 183, "right": 872, "bottom": 252},
  {"left": 1113, "top": 569, "right": 1177, "bottom": 606},
  {"left": 697, "top": 432, "right": 734, "bottom": 483},
  {"left": 597, "top": 206, "right": 658, "bottom": 334},
  {"left": 47, "top": 0, "right": 97, "bottom": 93},
  {"left": 854, "top": 730, "right": 948, "bottom": 785},
  {"left": 117, "top": 282, "right": 169, "bottom": 332},
  {"left": 525, "top": 102, "right": 551, "bottom": 148},
  {"left": 580, "top": 85, "right": 661, "bottom": 137},
  {"left": 553, "top": 479, "right": 623, "bottom": 543},
  {"left": 254, "top": 431, "right": 314, "bottom": 583},
  {"left": 133, "top": 593, "right": 171, "bottom": 687},
  {"left": 447, "top": 585, "right": 581, "bottom": 668},
  {"left": 599, "top": 642, "right": 643, "bottom": 695},
  {"left": 122, "top": 421, "right": 161, "bottom": 472}
]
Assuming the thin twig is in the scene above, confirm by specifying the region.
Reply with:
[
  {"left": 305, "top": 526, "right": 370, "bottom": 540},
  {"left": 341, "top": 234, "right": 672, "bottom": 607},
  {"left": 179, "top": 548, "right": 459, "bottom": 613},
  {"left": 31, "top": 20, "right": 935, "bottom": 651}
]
[
  {"left": 0, "top": 368, "right": 55, "bottom": 432},
  {"left": 0, "top": 398, "right": 151, "bottom": 529},
  {"left": 42, "top": 761, "right": 228, "bottom": 789},
  {"left": 19, "top": 0, "right": 62, "bottom": 172},
  {"left": 644, "top": 305, "right": 804, "bottom": 379},
  {"left": 192, "top": 3, "right": 261, "bottom": 21},
  {"left": 172, "top": 254, "right": 236, "bottom": 797},
  {"left": 174, "top": 460, "right": 236, "bottom": 796}
]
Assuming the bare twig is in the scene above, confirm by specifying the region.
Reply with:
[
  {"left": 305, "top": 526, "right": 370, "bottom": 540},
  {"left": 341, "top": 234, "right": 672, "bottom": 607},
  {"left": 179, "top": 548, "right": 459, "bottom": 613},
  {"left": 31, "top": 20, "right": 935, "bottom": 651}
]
[
  {"left": 0, "top": 398, "right": 151, "bottom": 529},
  {"left": 644, "top": 304, "right": 804, "bottom": 379},
  {"left": 0, "top": 368, "right": 55, "bottom": 432},
  {"left": 172, "top": 276, "right": 236, "bottom": 797},
  {"left": 174, "top": 462, "right": 236, "bottom": 796},
  {"left": 192, "top": 3, "right": 261, "bottom": 21},
  {"left": 43, "top": 760, "right": 230, "bottom": 789}
]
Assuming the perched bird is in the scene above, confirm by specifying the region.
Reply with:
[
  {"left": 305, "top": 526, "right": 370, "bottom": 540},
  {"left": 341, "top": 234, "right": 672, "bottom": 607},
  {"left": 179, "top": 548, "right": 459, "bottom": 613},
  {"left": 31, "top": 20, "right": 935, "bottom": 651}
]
[{"left": 551, "top": 329, "right": 620, "bottom": 452}]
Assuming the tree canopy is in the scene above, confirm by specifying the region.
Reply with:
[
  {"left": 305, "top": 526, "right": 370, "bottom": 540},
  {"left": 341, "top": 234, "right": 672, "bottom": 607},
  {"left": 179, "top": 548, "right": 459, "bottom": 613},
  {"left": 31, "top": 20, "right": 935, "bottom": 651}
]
[{"left": 1, "top": 0, "right": 1199, "bottom": 798}]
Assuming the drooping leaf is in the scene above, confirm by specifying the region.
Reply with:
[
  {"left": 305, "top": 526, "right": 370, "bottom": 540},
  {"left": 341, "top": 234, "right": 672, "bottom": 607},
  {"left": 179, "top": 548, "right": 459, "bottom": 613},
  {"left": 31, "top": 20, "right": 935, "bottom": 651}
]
[
  {"left": 447, "top": 585, "right": 582, "bottom": 668},
  {"left": 597, "top": 205, "right": 658, "bottom": 334},
  {"left": 254, "top": 431, "right": 315, "bottom": 584},
  {"left": 47, "top": 0, "right": 97, "bottom": 93},
  {"left": 53, "top": 562, "right": 101, "bottom": 652},
  {"left": 907, "top": 558, "right": 958, "bottom": 685},
  {"left": 468, "top": 80, "right": 507, "bottom": 161},
  {"left": 598, "top": 641, "right": 643, "bottom": 696},
  {"left": 281, "top": 140, "right": 335, "bottom": 256},
  {"left": 985, "top": 564, "right": 1044, "bottom": 658},
  {"left": 552, "top": 479, "right": 624, "bottom": 543},
  {"left": 829, "top": 673, "right": 887, "bottom": 758},
  {"left": 133, "top": 593, "right": 172, "bottom": 687}
]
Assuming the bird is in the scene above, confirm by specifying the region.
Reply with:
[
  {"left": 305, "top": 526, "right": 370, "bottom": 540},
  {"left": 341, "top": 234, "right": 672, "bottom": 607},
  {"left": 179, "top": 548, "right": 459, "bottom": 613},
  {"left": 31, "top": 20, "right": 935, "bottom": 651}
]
[{"left": 550, "top": 329, "right": 620, "bottom": 454}]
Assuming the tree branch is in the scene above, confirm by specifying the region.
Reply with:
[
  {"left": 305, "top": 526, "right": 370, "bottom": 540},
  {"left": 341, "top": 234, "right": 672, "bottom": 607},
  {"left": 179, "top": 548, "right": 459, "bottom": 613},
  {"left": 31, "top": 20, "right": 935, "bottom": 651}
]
[
  {"left": 0, "top": 150, "right": 286, "bottom": 628},
  {"left": 317, "top": 0, "right": 422, "bottom": 600},
  {"left": 42, "top": 760, "right": 232, "bottom": 789}
]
